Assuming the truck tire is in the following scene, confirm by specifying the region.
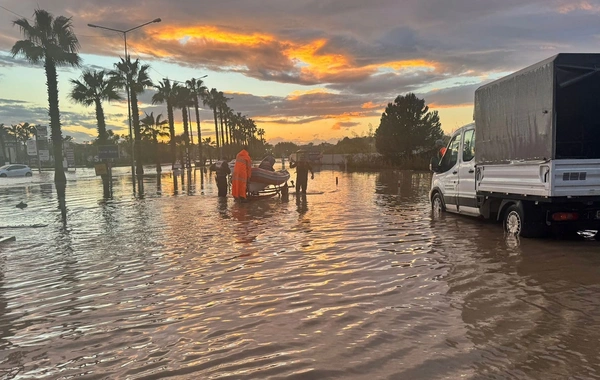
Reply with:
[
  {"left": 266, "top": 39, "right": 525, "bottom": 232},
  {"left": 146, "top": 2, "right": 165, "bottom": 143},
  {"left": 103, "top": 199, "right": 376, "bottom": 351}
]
[
  {"left": 503, "top": 204, "right": 546, "bottom": 238},
  {"left": 431, "top": 192, "right": 445, "bottom": 218}
]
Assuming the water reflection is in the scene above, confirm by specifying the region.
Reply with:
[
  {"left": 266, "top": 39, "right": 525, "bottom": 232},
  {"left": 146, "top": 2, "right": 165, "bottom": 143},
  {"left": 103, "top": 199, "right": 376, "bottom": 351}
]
[
  {"left": 296, "top": 193, "right": 308, "bottom": 216},
  {"left": 1, "top": 169, "right": 600, "bottom": 378}
]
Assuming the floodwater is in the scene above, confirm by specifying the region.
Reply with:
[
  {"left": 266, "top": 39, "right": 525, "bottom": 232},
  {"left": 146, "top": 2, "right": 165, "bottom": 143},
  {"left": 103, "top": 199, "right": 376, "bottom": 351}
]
[{"left": 0, "top": 165, "right": 599, "bottom": 379}]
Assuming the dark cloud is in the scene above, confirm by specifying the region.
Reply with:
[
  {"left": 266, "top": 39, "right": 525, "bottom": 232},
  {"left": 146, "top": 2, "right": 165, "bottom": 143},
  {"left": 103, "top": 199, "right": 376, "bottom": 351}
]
[
  {"left": 1, "top": 0, "right": 600, "bottom": 123},
  {"left": 418, "top": 83, "right": 481, "bottom": 107}
]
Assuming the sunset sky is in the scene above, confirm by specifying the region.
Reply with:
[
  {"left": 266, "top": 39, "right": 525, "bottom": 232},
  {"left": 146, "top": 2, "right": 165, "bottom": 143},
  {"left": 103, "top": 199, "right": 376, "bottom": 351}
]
[{"left": 0, "top": 0, "right": 598, "bottom": 144}]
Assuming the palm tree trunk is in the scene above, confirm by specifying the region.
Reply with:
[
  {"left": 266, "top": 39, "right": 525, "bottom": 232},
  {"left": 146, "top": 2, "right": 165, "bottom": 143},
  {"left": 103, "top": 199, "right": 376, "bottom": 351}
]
[
  {"left": 0, "top": 133, "right": 6, "bottom": 164},
  {"left": 154, "top": 137, "right": 161, "bottom": 174},
  {"left": 194, "top": 97, "right": 203, "bottom": 166},
  {"left": 167, "top": 102, "right": 176, "bottom": 170},
  {"left": 95, "top": 99, "right": 110, "bottom": 197},
  {"left": 131, "top": 91, "right": 144, "bottom": 190},
  {"left": 45, "top": 58, "right": 66, "bottom": 194},
  {"left": 14, "top": 136, "right": 19, "bottom": 163},
  {"left": 182, "top": 106, "right": 191, "bottom": 169},
  {"left": 219, "top": 107, "right": 225, "bottom": 156},
  {"left": 213, "top": 108, "right": 220, "bottom": 158},
  {"left": 95, "top": 99, "right": 108, "bottom": 142}
]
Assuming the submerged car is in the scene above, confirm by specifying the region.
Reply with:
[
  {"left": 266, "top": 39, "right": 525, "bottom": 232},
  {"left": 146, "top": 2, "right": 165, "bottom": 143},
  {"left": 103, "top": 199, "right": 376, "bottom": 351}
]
[{"left": 0, "top": 164, "right": 33, "bottom": 177}]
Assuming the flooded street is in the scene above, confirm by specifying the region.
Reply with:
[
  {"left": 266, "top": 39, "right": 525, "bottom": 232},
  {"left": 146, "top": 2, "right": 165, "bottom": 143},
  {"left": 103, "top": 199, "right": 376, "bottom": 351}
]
[{"left": 0, "top": 166, "right": 599, "bottom": 379}]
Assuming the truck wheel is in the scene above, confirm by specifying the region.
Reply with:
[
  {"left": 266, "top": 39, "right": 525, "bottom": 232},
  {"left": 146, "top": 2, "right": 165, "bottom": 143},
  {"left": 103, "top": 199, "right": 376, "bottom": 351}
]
[
  {"left": 504, "top": 205, "right": 523, "bottom": 236},
  {"left": 504, "top": 204, "right": 546, "bottom": 238},
  {"left": 431, "top": 192, "right": 445, "bottom": 218}
]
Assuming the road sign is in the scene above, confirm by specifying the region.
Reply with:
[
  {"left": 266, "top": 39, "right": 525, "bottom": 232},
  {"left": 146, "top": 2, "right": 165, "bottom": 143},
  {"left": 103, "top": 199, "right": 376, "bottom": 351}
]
[
  {"left": 64, "top": 144, "right": 75, "bottom": 167},
  {"left": 98, "top": 145, "right": 119, "bottom": 159},
  {"left": 27, "top": 140, "right": 37, "bottom": 156},
  {"left": 95, "top": 163, "right": 108, "bottom": 176},
  {"left": 39, "top": 150, "right": 50, "bottom": 161},
  {"left": 36, "top": 126, "right": 48, "bottom": 139}
]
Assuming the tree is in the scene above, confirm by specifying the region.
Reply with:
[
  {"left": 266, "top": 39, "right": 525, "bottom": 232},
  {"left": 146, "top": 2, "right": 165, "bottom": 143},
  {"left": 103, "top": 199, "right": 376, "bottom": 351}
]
[
  {"left": 186, "top": 78, "right": 207, "bottom": 165},
  {"left": 0, "top": 124, "right": 7, "bottom": 163},
  {"left": 17, "top": 123, "right": 34, "bottom": 164},
  {"left": 11, "top": 9, "right": 81, "bottom": 192},
  {"left": 257, "top": 128, "right": 266, "bottom": 143},
  {"left": 113, "top": 57, "right": 153, "bottom": 183},
  {"left": 375, "top": 93, "right": 443, "bottom": 162},
  {"left": 202, "top": 137, "right": 216, "bottom": 164},
  {"left": 153, "top": 79, "right": 179, "bottom": 169},
  {"left": 70, "top": 69, "right": 121, "bottom": 142},
  {"left": 5, "top": 124, "right": 20, "bottom": 162},
  {"left": 141, "top": 112, "right": 169, "bottom": 174},
  {"left": 70, "top": 69, "right": 121, "bottom": 196},
  {"left": 203, "top": 88, "right": 222, "bottom": 158},
  {"left": 272, "top": 142, "right": 299, "bottom": 158},
  {"left": 216, "top": 91, "right": 232, "bottom": 153},
  {"left": 174, "top": 86, "right": 193, "bottom": 168}
]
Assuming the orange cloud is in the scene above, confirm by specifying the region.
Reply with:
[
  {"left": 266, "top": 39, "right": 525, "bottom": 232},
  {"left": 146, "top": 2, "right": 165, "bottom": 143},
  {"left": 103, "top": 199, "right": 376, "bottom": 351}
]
[
  {"left": 556, "top": 1, "right": 597, "bottom": 13},
  {"left": 129, "top": 23, "right": 441, "bottom": 85},
  {"left": 287, "top": 88, "right": 334, "bottom": 100},
  {"left": 361, "top": 101, "right": 383, "bottom": 110}
]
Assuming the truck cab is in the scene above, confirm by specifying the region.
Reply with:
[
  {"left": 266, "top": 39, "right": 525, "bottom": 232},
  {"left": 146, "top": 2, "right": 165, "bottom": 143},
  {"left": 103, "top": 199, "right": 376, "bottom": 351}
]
[{"left": 430, "top": 123, "right": 478, "bottom": 217}]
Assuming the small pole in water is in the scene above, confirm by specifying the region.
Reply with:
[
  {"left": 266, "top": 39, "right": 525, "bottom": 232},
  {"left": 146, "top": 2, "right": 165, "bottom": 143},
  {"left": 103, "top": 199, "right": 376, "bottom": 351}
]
[{"left": 336, "top": 177, "right": 338, "bottom": 186}]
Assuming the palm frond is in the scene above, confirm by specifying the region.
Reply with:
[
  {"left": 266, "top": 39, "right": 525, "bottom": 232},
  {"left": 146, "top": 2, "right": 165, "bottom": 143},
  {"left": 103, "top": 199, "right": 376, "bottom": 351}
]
[{"left": 10, "top": 40, "right": 44, "bottom": 63}]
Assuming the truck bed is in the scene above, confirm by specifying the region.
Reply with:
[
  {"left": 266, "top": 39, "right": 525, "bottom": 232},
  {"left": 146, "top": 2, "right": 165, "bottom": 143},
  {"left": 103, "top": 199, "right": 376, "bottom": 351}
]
[{"left": 476, "top": 159, "right": 600, "bottom": 198}]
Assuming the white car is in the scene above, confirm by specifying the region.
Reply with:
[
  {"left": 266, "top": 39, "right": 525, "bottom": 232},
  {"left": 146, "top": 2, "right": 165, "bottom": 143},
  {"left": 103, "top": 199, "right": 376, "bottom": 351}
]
[{"left": 0, "top": 164, "right": 33, "bottom": 177}]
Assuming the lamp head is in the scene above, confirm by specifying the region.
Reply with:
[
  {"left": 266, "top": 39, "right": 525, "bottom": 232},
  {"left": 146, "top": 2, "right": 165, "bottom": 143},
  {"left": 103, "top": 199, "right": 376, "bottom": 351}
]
[{"left": 153, "top": 18, "right": 162, "bottom": 23}]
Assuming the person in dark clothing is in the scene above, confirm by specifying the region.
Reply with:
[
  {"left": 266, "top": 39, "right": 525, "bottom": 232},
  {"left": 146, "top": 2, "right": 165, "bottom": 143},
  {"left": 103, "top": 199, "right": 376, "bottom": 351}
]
[
  {"left": 290, "top": 150, "right": 314, "bottom": 193},
  {"left": 215, "top": 159, "right": 231, "bottom": 197},
  {"left": 258, "top": 155, "right": 276, "bottom": 171}
]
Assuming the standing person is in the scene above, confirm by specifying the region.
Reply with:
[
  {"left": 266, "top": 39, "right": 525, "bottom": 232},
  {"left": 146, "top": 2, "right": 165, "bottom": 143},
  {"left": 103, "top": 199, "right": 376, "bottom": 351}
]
[
  {"left": 214, "top": 159, "right": 231, "bottom": 197},
  {"left": 290, "top": 150, "right": 314, "bottom": 194},
  {"left": 232, "top": 146, "right": 252, "bottom": 201}
]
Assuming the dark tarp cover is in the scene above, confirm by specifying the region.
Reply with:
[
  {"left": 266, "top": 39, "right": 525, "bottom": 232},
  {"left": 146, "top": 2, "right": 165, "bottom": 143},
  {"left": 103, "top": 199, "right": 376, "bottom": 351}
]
[{"left": 474, "top": 53, "right": 600, "bottom": 164}]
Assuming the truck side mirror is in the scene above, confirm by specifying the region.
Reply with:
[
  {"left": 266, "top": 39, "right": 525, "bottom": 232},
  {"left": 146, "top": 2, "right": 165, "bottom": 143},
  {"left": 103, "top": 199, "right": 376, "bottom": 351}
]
[{"left": 430, "top": 156, "right": 441, "bottom": 173}]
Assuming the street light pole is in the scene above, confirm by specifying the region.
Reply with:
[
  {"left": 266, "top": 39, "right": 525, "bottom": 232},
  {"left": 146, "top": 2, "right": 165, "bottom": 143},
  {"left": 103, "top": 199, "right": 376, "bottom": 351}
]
[{"left": 88, "top": 18, "right": 162, "bottom": 193}]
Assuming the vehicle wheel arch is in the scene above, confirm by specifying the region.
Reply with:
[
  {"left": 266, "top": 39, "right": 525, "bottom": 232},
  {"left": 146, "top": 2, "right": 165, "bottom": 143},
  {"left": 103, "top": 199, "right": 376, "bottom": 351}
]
[
  {"left": 497, "top": 199, "right": 520, "bottom": 221},
  {"left": 430, "top": 187, "right": 444, "bottom": 203}
]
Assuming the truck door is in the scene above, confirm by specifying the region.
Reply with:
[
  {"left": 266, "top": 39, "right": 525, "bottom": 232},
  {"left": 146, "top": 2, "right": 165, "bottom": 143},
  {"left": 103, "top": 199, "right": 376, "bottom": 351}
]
[
  {"left": 457, "top": 128, "right": 478, "bottom": 216},
  {"left": 437, "top": 134, "right": 461, "bottom": 212}
]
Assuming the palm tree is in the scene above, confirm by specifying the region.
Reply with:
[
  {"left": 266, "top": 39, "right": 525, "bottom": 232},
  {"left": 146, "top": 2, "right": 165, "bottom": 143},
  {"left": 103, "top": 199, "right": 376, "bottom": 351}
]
[
  {"left": 11, "top": 9, "right": 80, "bottom": 191},
  {"left": 6, "top": 124, "right": 20, "bottom": 162},
  {"left": 113, "top": 57, "right": 153, "bottom": 182},
  {"left": 203, "top": 88, "right": 222, "bottom": 158},
  {"left": 141, "top": 112, "right": 169, "bottom": 174},
  {"left": 70, "top": 69, "right": 121, "bottom": 196},
  {"left": 70, "top": 69, "right": 121, "bottom": 143},
  {"left": 174, "top": 86, "right": 193, "bottom": 168},
  {"left": 153, "top": 79, "right": 179, "bottom": 169},
  {"left": 216, "top": 91, "right": 232, "bottom": 153},
  {"left": 225, "top": 107, "right": 235, "bottom": 147},
  {"left": 202, "top": 137, "right": 216, "bottom": 164},
  {"left": 257, "top": 128, "right": 266, "bottom": 144},
  {"left": 0, "top": 124, "right": 7, "bottom": 163},
  {"left": 17, "top": 123, "right": 34, "bottom": 164},
  {"left": 186, "top": 78, "right": 207, "bottom": 165}
]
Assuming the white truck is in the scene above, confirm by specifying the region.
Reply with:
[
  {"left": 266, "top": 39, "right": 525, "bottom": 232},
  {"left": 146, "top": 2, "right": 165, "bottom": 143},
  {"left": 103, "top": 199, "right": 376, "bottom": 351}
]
[{"left": 430, "top": 53, "right": 600, "bottom": 238}]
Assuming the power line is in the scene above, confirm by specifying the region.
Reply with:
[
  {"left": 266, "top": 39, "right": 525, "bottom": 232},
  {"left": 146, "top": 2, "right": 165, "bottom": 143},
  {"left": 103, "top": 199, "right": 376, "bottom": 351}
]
[{"left": 0, "top": 4, "right": 28, "bottom": 19}]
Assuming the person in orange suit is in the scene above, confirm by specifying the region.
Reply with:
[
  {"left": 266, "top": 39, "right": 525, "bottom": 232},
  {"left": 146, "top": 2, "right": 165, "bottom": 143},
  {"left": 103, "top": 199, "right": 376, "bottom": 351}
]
[{"left": 232, "top": 146, "right": 252, "bottom": 201}]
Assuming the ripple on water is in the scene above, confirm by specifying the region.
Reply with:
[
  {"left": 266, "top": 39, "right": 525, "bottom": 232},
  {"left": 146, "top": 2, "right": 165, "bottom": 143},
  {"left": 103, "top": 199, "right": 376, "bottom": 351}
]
[{"left": 0, "top": 169, "right": 599, "bottom": 379}]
